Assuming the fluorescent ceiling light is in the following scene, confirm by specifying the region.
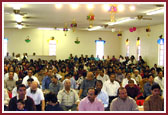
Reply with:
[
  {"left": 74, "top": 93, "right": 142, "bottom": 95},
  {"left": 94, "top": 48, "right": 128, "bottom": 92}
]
[
  {"left": 146, "top": 8, "right": 164, "bottom": 15},
  {"left": 107, "top": 17, "right": 134, "bottom": 26},
  {"left": 88, "top": 26, "right": 102, "bottom": 31}
]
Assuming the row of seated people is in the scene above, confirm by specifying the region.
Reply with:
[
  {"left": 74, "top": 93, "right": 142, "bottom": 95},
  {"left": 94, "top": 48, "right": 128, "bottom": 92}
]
[
  {"left": 4, "top": 70, "right": 164, "bottom": 111},
  {"left": 4, "top": 77, "right": 164, "bottom": 111}
]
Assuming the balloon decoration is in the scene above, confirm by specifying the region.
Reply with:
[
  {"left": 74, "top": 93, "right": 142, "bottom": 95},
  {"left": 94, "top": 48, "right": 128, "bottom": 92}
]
[
  {"left": 63, "top": 23, "right": 68, "bottom": 36},
  {"left": 157, "top": 35, "right": 164, "bottom": 45},
  {"left": 146, "top": 25, "right": 151, "bottom": 37},
  {"left": 87, "top": 12, "right": 95, "bottom": 28},
  {"left": 126, "top": 39, "right": 129, "bottom": 46},
  {"left": 129, "top": 27, "right": 136, "bottom": 32},
  {"left": 117, "top": 31, "right": 122, "bottom": 38},
  {"left": 108, "top": 4, "right": 118, "bottom": 22},
  {"left": 25, "top": 36, "right": 31, "bottom": 43},
  {"left": 74, "top": 37, "right": 80, "bottom": 44},
  {"left": 136, "top": 37, "right": 140, "bottom": 46},
  {"left": 70, "top": 18, "right": 77, "bottom": 32}
]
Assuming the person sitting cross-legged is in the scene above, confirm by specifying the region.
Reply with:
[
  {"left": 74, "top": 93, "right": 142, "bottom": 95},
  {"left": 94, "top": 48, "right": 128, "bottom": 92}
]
[{"left": 57, "top": 79, "right": 80, "bottom": 111}]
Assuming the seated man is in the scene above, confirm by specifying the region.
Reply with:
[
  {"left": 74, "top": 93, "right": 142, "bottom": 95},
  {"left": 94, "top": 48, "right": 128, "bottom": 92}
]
[
  {"left": 49, "top": 75, "right": 63, "bottom": 96},
  {"left": 57, "top": 79, "right": 80, "bottom": 111},
  {"left": 144, "top": 84, "right": 164, "bottom": 111},
  {"left": 8, "top": 84, "right": 36, "bottom": 111},
  {"left": 144, "top": 74, "right": 158, "bottom": 98},
  {"left": 26, "top": 81, "right": 45, "bottom": 111},
  {"left": 78, "top": 88, "right": 104, "bottom": 111},
  {"left": 95, "top": 80, "right": 109, "bottom": 109},
  {"left": 110, "top": 87, "right": 139, "bottom": 111},
  {"left": 125, "top": 80, "right": 142, "bottom": 100}
]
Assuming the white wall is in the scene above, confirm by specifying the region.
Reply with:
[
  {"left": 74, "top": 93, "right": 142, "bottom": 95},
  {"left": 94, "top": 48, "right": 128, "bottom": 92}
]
[
  {"left": 121, "top": 24, "right": 164, "bottom": 67},
  {"left": 4, "top": 29, "right": 121, "bottom": 60},
  {"left": 4, "top": 24, "right": 164, "bottom": 67}
]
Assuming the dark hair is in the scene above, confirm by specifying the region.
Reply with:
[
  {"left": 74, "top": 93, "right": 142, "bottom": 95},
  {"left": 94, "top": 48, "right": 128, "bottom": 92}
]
[
  {"left": 87, "top": 87, "right": 98, "bottom": 95},
  {"left": 17, "top": 99, "right": 25, "bottom": 105},
  {"left": 27, "top": 78, "right": 34, "bottom": 82},
  {"left": 128, "top": 80, "right": 134, "bottom": 84},
  {"left": 17, "top": 84, "right": 26, "bottom": 91},
  {"left": 16, "top": 80, "right": 22, "bottom": 86},
  {"left": 51, "top": 75, "right": 58, "bottom": 79},
  {"left": 147, "top": 74, "right": 154, "bottom": 79},
  {"left": 96, "top": 80, "right": 103, "bottom": 86},
  {"left": 45, "top": 92, "right": 58, "bottom": 103},
  {"left": 151, "top": 84, "right": 161, "bottom": 90},
  {"left": 117, "top": 87, "right": 126, "bottom": 96}
]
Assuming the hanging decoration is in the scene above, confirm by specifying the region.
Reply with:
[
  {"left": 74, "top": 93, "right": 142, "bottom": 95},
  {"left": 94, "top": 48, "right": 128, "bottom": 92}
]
[
  {"left": 25, "top": 36, "right": 31, "bottom": 43},
  {"left": 70, "top": 18, "right": 77, "bottom": 32},
  {"left": 126, "top": 39, "right": 129, "bottom": 45},
  {"left": 87, "top": 12, "right": 95, "bottom": 28},
  {"left": 157, "top": 35, "right": 164, "bottom": 45},
  {"left": 117, "top": 30, "right": 122, "bottom": 38},
  {"left": 63, "top": 23, "right": 68, "bottom": 36},
  {"left": 74, "top": 37, "right": 80, "bottom": 44},
  {"left": 136, "top": 37, "right": 140, "bottom": 46},
  {"left": 146, "top": 25, "right": 151, "bottom": 37},
  {"left": 108, "top": 4, "right": 118, "bottom": 22},
  {"left": 129, "top": 27, "right": 136, "bottom": 32}
]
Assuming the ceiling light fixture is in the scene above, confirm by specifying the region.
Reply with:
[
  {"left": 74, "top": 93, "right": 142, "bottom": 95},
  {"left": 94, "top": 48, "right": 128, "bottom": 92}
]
[
  {"left": 107, "top": 17, "right": 134, "bottom": 26},
  {"left": 71, "top": 4, "right": 79, "bottom": 9},
  {"left": 17, "top": 24, "right": 23, "bottom": 29},
  {"left": 15, "top": 14, "right": 22, "bottom": 23},
  {"left": 117, "top": 4, "right": 125, "bottom": 12},
  {"left": 129, "top": 5, "right": 135, "bottom": 11},
  {"left": 87, "top": 4, "right": 94, "bottom": 10},
  {"left": 103, "top": 4, "right": 110, "bottom": 11},
  {"left": 55, "top": 4, "right": 62, "bottom": 9},
  {"left": 146, "top": 8, "right": 164, "bottom": 15},
  {"left": 88, "top": 26, "right": 102, "bottom": 31},
  {"left": 11, "top": 3, "right": 23, "bottom": 10}
]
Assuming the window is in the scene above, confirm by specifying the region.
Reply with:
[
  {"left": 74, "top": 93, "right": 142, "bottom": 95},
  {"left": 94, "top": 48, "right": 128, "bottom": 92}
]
[
  {"left": 49, "top": 40, "right": 56, "bottom": 56},
  {"left": 158, "top": 44, "right": 164, "bottom": 66},
  {"left": 126, "top": 39, "right": 129, "bottom": 56},
  {"left": 136, "top": 38, "right": 141, "bottom": 60},
  {"left": 4, "top": 38, "right": 8, "bottom": 57},
  {"left": 95, "top": 40, "right": 105, "bottom": 59}
]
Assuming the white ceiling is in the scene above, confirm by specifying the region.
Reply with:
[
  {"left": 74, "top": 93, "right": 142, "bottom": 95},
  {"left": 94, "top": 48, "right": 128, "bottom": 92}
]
[{"left": 4, "top": 3, "right": 165, "bottom": 31}]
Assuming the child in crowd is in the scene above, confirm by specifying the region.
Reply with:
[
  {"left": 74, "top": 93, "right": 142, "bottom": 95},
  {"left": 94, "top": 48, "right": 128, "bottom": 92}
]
[{"left": 16, "top": 99, "right": 27, "bottom": 111}]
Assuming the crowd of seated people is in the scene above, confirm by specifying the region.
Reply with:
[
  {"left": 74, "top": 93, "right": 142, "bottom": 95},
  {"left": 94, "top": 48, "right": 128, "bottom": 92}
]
[{"left": 4, "top": 53, "right": 164, "bottom": 111}]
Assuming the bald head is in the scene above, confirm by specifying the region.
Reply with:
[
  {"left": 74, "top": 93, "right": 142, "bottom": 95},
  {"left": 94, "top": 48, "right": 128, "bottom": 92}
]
[
  {"left": 30, "top": 81, "right": 38, "bottom": 90},
  {"left": 87, "top": 72, "right": 94, "bottom": 80},
  {"left": 64, "top": 79, "right": 71, "bottom": 90}
]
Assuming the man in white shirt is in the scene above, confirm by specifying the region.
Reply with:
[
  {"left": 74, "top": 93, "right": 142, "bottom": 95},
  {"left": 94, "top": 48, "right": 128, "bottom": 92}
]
[
  {"left": 122, "top": 72, "right": 137, "bottom": 87},
  {"left": 4, "top": 67, "right": 18, "bottom": 81},
  {"left": 22, "top": 69, "right": 39, "bottom": 87},
  {"left": 154, "top": 70, "right": 164, "bottom": 96},
  {"left": 103, "top": 73, "right": 120, "bottom": 110},
  {"left": 26, "top": 81, "right": 45, "bottom": 111},
  {"left": 96, "top": 70, "right": 109, "bottom": 83}
]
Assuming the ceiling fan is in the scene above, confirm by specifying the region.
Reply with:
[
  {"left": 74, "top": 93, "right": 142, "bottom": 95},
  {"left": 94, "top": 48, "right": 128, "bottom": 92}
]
[{"left": 135, "top": 15, "right": 152, "bottom": 20}]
